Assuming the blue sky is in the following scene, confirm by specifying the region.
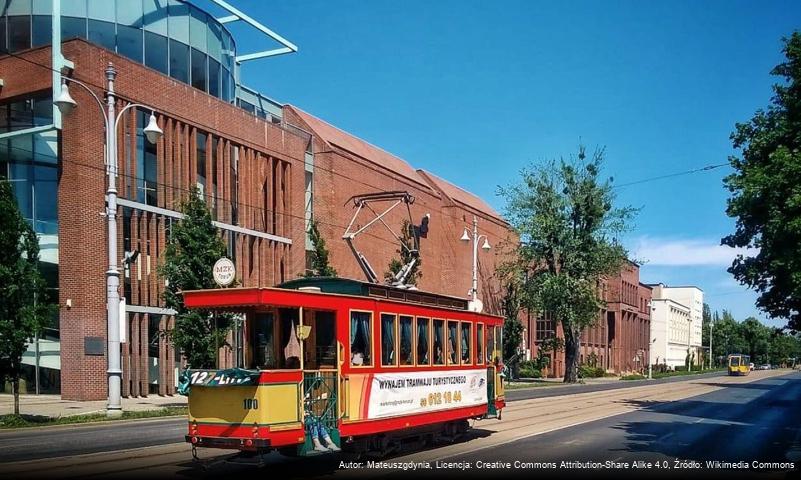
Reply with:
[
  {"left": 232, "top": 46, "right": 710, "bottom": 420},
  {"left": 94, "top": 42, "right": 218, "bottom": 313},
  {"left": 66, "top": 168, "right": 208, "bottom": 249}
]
[{"left": 201, "top": 1, "right": 800, "bottom": 326}]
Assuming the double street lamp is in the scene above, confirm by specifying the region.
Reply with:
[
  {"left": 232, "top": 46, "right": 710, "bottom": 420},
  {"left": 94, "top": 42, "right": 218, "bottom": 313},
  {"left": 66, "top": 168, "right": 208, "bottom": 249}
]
[
  {"left": 460, "top": 215, "right": 491, "bottom": 312},
  {"left": 55, "top": 62, "right": 163, "bottom": 417}
]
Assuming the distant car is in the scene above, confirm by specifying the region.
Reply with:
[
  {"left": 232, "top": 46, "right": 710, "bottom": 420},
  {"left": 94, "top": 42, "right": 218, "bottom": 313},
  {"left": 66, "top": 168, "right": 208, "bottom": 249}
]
[
  {"left": 749, "top": 362, "right": 755, "bottom": 371},
  {"left": 758, "top": 364, "right": 771, "bottom": 370}
]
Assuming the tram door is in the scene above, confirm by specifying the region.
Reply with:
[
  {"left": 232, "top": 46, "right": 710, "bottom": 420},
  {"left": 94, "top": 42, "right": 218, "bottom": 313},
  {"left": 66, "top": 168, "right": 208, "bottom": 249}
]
[
  {"left": 301, "top": 310, "right": 340, "bottom": 453},
  {"left": 486, "top": 366, "right": 498, "bottom": 418}
]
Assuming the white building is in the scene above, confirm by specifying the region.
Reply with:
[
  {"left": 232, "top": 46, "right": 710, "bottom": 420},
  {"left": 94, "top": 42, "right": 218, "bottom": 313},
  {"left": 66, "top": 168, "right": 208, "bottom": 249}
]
[{"left": 649, "top": 284, "right": 705, "bottom": 368}]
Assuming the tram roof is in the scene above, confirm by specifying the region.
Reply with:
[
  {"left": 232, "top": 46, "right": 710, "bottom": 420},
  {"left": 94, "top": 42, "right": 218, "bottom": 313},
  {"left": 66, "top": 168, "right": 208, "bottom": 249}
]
[
  {"left": 278, "top": 277, "right": 470, "bottom": 311},
  {"left": 182, "top": 277, "right": 498, "bottom": 316}
]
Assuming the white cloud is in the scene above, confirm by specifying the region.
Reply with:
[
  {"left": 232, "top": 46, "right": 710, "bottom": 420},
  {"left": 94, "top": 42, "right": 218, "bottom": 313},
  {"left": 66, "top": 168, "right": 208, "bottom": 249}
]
[{"left": 630, "top": 236, "right": 759, "bottom": 267}]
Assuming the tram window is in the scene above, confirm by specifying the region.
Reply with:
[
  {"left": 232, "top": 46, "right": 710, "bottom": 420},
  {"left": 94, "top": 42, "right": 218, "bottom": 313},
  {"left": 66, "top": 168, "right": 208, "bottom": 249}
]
[
  {"left": 350, "top": 311, "right": 372, "bottom": 366},
  {"left": 461, "top": 322, "right": 472, "bottom": 365},
  {"left": 279, "top": 308, "right": 301, "bottom": 369},
  {"left": 433, "top": 319, "right": 445, "bottom": 365},
  {"left": 477, "top": 324, "right": 484, "bottom": 365},
  {"left": 486, "top": 326, "right": 495, "bottom": 364},
  {"left": 399, "top": 316, "right": 414, "bottom": 366},
  {"left": 417, "top": 317, "right": 430, "bottom": 365},
  {"left": 730, "top": 356, "right": 740, "bottom": 367},
  {"left": 381, "top": 314, "right": 398, "bottom": 366},
  {"left": 447, "top": 321, "right": 459, "bottom": 365},
  {"left": 252, "top": 312, "right": 276, "bottom": 369}
]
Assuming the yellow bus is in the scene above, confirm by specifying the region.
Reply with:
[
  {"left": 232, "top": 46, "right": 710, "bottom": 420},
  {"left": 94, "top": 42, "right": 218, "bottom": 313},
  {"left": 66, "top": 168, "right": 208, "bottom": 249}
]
[{"left": 727, "top": 354, "right": 751, "bottom": 376}]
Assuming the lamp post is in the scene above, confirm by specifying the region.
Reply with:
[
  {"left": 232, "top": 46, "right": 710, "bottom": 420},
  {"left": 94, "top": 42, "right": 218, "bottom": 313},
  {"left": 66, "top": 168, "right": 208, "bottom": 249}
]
[
  {"left": 55, "top": 63, "right": 163, "bottom": 417},
  {"left": 460, "top": 215, "right": 491, "bottom": 312}
]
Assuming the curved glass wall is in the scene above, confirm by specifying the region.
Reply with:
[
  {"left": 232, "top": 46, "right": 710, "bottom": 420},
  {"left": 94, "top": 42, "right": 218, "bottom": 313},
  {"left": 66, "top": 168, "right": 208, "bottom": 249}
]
[{"left": 0, "top": 0, "right": 236, "bottom": 102}]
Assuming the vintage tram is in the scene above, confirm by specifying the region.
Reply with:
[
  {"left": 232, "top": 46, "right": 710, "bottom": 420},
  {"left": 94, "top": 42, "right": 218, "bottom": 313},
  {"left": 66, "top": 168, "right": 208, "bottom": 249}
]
[{"left": 181, "top": 277, "right": 505, "bottom": 457}]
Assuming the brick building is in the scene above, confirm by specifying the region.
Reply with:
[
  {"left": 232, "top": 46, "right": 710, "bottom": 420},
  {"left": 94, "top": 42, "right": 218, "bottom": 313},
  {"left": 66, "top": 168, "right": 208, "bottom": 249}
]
[
  {"left": 0, "top": 0, "right": 512, "bottom": 400},
  {"left": 526, "top": 261, "right": 653, "bottom": 377},
  {"left": 0, "top": 0, "right": 660, "bottom": 400}
]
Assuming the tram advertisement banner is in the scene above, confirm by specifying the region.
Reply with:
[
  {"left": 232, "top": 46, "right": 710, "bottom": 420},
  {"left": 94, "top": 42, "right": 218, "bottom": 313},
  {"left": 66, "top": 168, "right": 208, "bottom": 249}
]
[{"left": 367, "top": 369, "right": 488, "bottom": 419}]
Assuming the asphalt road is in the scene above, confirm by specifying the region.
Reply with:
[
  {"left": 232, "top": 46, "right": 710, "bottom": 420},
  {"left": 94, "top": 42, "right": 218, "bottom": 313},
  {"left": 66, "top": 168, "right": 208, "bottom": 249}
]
[
  {"left": 446, "top": 371, "right": 801, "bottom": 478},
  {"left": 0, "top": 417, "right": 187, "bottom": 463},
  {"left": 506, "top": 370, "right": 727, "bottom": 401}
]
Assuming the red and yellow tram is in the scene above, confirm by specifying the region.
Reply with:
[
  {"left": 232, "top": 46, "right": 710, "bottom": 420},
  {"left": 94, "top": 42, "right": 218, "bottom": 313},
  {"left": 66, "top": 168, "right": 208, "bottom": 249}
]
[{"left": 181, "top": 277, "right": 505, "bottom": 457}]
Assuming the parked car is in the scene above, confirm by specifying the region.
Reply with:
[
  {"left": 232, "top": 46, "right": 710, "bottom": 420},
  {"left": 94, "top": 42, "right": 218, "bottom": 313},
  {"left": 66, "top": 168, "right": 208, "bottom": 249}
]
[
  {"left": 758, "top": 364, "right": 771, "bottom": 370},
  {"left": 749, "top": 362, "right": 755, "bottom": 371}
]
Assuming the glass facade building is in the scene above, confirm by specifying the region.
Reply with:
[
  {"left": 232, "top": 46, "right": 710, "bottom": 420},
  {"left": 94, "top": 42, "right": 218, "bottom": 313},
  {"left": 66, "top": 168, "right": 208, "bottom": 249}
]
[{"left": 0, "top": 0, "right": 237, "bottom": 102}]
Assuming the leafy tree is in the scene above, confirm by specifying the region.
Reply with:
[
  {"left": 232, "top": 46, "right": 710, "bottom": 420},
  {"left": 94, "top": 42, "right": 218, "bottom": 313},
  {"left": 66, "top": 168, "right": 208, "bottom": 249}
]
[
  {"left": 159, "top": 188, "right": 233, "bottom": 368},
  {"left": 740, "top": 316, "right": 771, "bottom": 363},
  {"left": 304, "top": 219, "right": 337, "bottom": 277},
  {"left": 0, "top": 180, "right": 53, "bottom": 415},
  {"left": 500, "top": 146, "right": 635, "bottom": 383},
  {"left": 501, "top": 281, "right": 524, "bottom": 364},
  {"left": 769, "top": 330, "right": 801, "bottom": 365},
  {"left": 385, "top": 220, "right": 421, "bottom": 286},
  {"left": 722, "top": 32, "right": 801, "bottom": 330}
]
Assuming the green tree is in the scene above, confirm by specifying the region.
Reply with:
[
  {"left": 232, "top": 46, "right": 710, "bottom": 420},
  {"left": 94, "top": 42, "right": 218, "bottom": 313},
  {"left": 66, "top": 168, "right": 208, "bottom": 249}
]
[
  {"left": 500, "top": 146, "right": 635, "bottom": 383},
  {"left": 385, "top": 220, "right": 421, "bottom": 286},
  {"left": 768, "top": 330, "right": 801, "bottom": 365},
  {"left": 0, "top": 181, "right": 53, "bottom": 415},
  {"left": 304, "top": 219, "right": 337, "bottom": 277},
  {"left": 722, "top": 32, "right": 801, "bottom": 331},
  {"left": 740, "top": 317, "right": 771, "bottom": 363},
  {"left": 500, "top": 281, "right": 524, "bottom": 377},
  {"left": 159, "top": 188, "right": 233, "bottom": 368}
]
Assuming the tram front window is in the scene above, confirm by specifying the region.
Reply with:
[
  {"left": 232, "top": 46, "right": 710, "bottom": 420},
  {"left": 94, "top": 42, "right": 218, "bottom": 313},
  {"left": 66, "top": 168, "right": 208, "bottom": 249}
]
[
  {"left": 730, "top": 356, "right": 740, "bottom": 367},
  {"left": 248, "top": 308, "right": 302, "bottom": 370}
]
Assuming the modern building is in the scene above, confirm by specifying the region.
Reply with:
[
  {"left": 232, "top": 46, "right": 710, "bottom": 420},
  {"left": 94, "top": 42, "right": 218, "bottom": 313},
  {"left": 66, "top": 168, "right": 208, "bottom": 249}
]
[
  {"left": 526, "top": 261, "right": 653, "bottom": 376},
  {"left": 0, "top": 0, "right": 511, "bottom": 400},
  {"left": 648, "top": 284, "right": 704, "bottom": 368}
]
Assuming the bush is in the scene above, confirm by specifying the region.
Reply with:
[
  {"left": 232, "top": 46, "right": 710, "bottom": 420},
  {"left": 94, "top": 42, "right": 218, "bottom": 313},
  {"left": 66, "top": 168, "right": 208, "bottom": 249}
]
[
  {"left": 518, "top": 367, "right": 542, "bottom": 379},
  {"left": 578, "top": 365, "right": 606, "bottom": 378},
  {"left": 518, "top": 360, "right": 543, "bottom": 378},
  {"left": 620, "top": 374, "right": 646, "bottom": 381}
]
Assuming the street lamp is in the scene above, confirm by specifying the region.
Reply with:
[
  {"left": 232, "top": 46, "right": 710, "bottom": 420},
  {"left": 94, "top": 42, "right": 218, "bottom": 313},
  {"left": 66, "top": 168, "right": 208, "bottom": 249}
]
[
  {"left": 460, "top": 215, "right": 491, "bottom": 312},
  {"left": 56, "top": 63, "right": 162, "bottom": 417}
]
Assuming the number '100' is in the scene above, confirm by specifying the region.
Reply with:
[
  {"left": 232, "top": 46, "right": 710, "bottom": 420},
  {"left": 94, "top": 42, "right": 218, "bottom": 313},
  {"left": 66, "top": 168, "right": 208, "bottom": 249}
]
[{"left": 243, "top": 398, "right": 259, "bottom": 410}]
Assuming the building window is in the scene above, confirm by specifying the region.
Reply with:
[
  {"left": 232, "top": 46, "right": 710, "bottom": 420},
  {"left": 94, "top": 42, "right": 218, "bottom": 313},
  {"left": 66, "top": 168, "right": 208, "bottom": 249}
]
[
  {"left": 208, "top": 57, "right": 220, "bottom": 98},
  {"left": 7, "top": 15, "right": 31, "bottom": 52},
  {"left": 136, "top": 109, "right": 158, "bottom": 206},
  {"left": 190, "top": 47, "right": 207, "bottom": 92},
  {"left": 117, "top": 24, "right": 143, "bottom": 63},
  {"left": 144, "top": 31, "right": 168, "bottom": 75},
  {"left": 88, "top": 19, "right": 115, "bottom": 52},
  {"left": 169, "top": 39, "right": 189, "bottom": 83},
  {"left": 196, "top": 131, "right": 207, "bottom": 197},
  {"left": 31, "top": 15, "right": 50, "bottom": 47},
  {"left": 61, "top": 16, "right": 86, "bottom": 40}
]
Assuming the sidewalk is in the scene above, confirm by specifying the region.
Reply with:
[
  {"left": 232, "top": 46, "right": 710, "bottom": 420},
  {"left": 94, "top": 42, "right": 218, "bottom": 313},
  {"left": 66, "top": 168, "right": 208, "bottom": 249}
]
[{"left": 0, "top": 393, "right": 187, "bottom": 419}]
